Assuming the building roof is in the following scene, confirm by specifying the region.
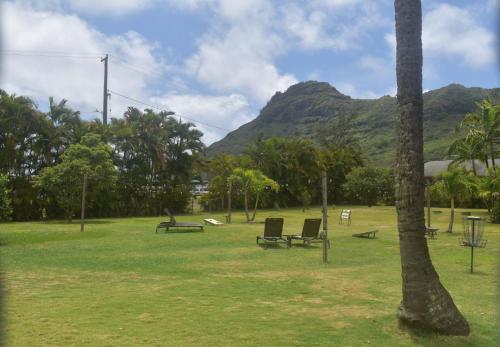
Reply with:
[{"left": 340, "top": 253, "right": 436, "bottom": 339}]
[{"left": 424, "top": 159, "right": 499, "bottom": 178}]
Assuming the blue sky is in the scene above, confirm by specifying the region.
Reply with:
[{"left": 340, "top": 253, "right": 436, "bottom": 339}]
[{"left": 1, "top": 0, "right": 498, "bottom": 144}]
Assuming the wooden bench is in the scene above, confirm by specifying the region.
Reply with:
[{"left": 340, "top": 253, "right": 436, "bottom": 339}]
[
  {"left": 339, "top": 209, "right": 352, "bottom": 225},
  {"left": 352, "top": 230, "right": 378, "bottom": 239}
]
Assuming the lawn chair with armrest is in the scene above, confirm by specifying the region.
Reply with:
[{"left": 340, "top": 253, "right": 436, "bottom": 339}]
[
  {"left": 285, "top": 218, "right": 329, "bottom": 248},
  {"left": 256, "top": 218, "right": 287, "bottom": 248}
]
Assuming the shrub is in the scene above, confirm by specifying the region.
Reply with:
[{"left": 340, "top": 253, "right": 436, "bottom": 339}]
[
  {"left": 343, "top": 167, "right": 394, "bottom": 206},
  {"left": 490, "top": 202, "right": 500, "bottom": 224},
  {"left": 0, "top": 174, "right": 13, "bottom": 221}
]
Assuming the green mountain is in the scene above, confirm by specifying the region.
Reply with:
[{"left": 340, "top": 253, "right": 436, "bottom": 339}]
[{"left": 207, "top": 81, "right": 500, "bottom": 164}]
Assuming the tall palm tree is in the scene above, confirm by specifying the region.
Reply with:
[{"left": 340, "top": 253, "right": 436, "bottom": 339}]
[
  {"left": 461, "top": 98, "right": 500, "bottom": 172},
  {"left": 477, "top": 168, "right": 500, "bottom": 213},
  {"left": 448, "top": 136, "right": 484, "bottom": 175},
  {"left": 431, "top": 167, "right": 477, "bottom": 232},
  {"left": 394, "top": 0, "right": 469, "bottom": 335}
]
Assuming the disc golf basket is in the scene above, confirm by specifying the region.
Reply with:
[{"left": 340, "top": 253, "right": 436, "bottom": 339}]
[{"left": 460, "top": 216, "right": 487, "bottom": 273}]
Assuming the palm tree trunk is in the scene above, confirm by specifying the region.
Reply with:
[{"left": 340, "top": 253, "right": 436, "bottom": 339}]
[
  {"left": 447, "top": 197, "right": 454, "bottom": 233},
  {"left": 471, "top": 160, "right": 477, "bottom": 176},
  {"left": 251, "top": 192, "right": 260, "bottom": 221},
  {"left": 489, "top": 142, "right": 496, "bottom": 172},
  {"left": 394, "top": 0, "right": 469, "bottom": 335},
  {"left": 243, "top": 191, "right": 250, "bottom": 222}
]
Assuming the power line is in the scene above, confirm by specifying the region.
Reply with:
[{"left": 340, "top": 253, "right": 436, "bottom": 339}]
[
  {"left": 0, "top": 50, "right": 101, "bottom": 59},
  {"left": 1, "top": 50, "right": 161, "bottom": 75},
  {"left": 1, "top": 49, "right": 229, "bottom": 132},
  {"left": 109, "top": 55, "right": 160, "bottom": 77},
  {"left": 108, "top": 90, "right": 230, "bottom": 132}
]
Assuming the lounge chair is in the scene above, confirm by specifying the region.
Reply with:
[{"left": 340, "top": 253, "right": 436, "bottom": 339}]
[
  {"left": 156, "top": 209, "right": 204, "bottom": 233},
  {"left": 285, "top": 218, "right": 329, "bottom": 248},
  {"left": 256, "top": 218, "right": 287, "bottom": 247}
]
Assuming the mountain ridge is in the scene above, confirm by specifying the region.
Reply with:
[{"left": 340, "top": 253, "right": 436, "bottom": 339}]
[{"left": 207, "top": 81, "right": 500, "bottom": 164}]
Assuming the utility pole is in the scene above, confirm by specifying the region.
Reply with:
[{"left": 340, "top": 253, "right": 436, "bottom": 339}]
[
  {"left": 101, "top": 54, "right": 109, "bottom": 125},
  {"left": 227, "top": 180, "right": 232, "bottom": 224},
  {"left": 80, "top": 173, "right": 88, "bottom": 232},
  {"left": 321, "top": 170, "right": 329, "bottom": 264}
]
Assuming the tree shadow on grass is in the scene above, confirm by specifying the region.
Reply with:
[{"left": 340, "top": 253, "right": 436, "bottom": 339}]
[
  {"left": 398, "top": 321, "right": 478, "bottom": 345},
  {"left": 157, "top": 229, "right": 205, "bottom": 234},
  {"left": 257, "top": 243, "right": 289, "bottom": 250},
  {"left": 41, "top": 220, "right": 114, "bottom": 225},
  {"left": 290, "top": 243, "right": 321, "bottom": 249},
  {"left": 0, "top": 229, "right": 111, "bottom": 246}
]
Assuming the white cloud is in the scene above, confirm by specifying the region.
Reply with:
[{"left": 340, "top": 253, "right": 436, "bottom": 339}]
[
  {"left": 1, "top": 2, "right": 165, "bottom": 117},
  {"left": 359, "top": 55, "right": 393, "bottom": 77},
  {"left": 69, "top": 0, "right": 153, "bottom": 16},
  {"left": 281, "top": 2, "right": 390, "bottom": 51},
  {"left": 186, "top": 1, "right": 297, "bottom": 104},
  {"left": 336, "top": 82, "right": 380, "bottom": 99},
  {"left": 281, "top": 4, "right": 333, "bottom": 50},
  {"left": 14, "top": 0, "right": 154, "bottom": 16},
  {"left": 152, "top": 93, "right": 254, "bottom": 144},
  {"left": 384, "top": 4, "right": 496, "bottom": 69},
  {"left": 423, "top": 4, "right": 496, "bottom": 68},
  {"left": 314, "top": 0, "right": 363, "bottom": 8}
]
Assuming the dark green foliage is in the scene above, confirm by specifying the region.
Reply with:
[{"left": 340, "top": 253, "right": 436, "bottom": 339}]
[
  {"left": 490, "top": 202, "right": 500, "bottom": 223},
  {"left": 110, "top": 107, "right": 204, "bottom": 216},
  {"left": 0, "top": 89, "right": 204, "bottom": 220},
  {"left": 207, "top": 82, "right": 500, "bottom": 165},
  {"left": 0, "top": 174, "right": 12, "bottom": 221},
  {"left": 33, "top": 134, "right": 117, "bottom": 221},
  {"left": 247, "top": 137, "right": 322, "bottom": 207},
  {"left": 206, "top": 137, "right": 363, "bottom": 209},
  {"left": 343, "top": 167, "right": 394, "bottom": 206}
]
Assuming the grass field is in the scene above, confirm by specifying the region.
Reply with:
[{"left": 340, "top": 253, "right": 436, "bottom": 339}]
[{"left": 1, "top": 206, "right": 498, "bottom": 346}]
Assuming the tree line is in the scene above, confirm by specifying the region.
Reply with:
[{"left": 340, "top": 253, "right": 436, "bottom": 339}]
[
  {"left": 431, "top": 97, "right": 500, "bottom": 225},
  {"left": 0, "top": 90, "right": 204, "bottom": 221},
  {"left": 202, "top": 135, "right": 395, "bottom": 219}
]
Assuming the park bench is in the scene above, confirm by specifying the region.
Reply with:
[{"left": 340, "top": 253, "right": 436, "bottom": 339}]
[
  {"left": 352, "top": 230, "right": 378, "bottom": 239},
  {"left": 339, "top": 209, "right": 351, "bottom": 225}
]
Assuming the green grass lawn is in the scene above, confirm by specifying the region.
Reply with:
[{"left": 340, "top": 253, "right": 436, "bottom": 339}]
[{"left": 1, "top": 206, "right": 498, "bottom": 346}]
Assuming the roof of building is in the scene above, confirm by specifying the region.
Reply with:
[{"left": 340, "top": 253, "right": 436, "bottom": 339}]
[{"left": 424, "top": 159, "right": 498, "bottom": 178}]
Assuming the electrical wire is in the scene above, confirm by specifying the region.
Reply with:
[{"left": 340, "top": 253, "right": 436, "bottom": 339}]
[
  {"left": 0, "top": 49, "right": 230, "bottom": 132},
  {"left": 0, "top": 50, "right": 101, "bottom": 59},
  {"left": 108, "top": 90, "right": 230, "bottom": 132}
]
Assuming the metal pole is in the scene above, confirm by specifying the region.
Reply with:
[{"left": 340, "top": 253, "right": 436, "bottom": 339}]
[
  {"left": 426, "top": 182, "right": 431, "bottom": 229},
  {"left": 80, "top": 173, "right": 88, "bottom": 232},
  {"left": 321, "top": 170, "right": 328, "bottom": 264},
  {"left": 101, "top": 54, "right": 109, "bottom": 125},
  {"left": 470, "top": 219, "right": 475, "bottom": 273}
]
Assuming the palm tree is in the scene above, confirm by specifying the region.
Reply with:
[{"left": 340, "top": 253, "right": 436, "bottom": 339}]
[
  {"left": 477, "top": 168, "right": 500, "bottom": 213},
  {"left": 431, "top": 167, "right": 477, "bottom": 232},
  {"left": 461, "top": 98, "right": 500, "bottom": 172},
  {"left": 394, "top": 0, "right": 469, "bottom": 335},
  {"left": 228, "top": 168, "right": 278, "bottom": 222},
  {"left": 448, "top": 136, "right": 484, "bottom": 175}
]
